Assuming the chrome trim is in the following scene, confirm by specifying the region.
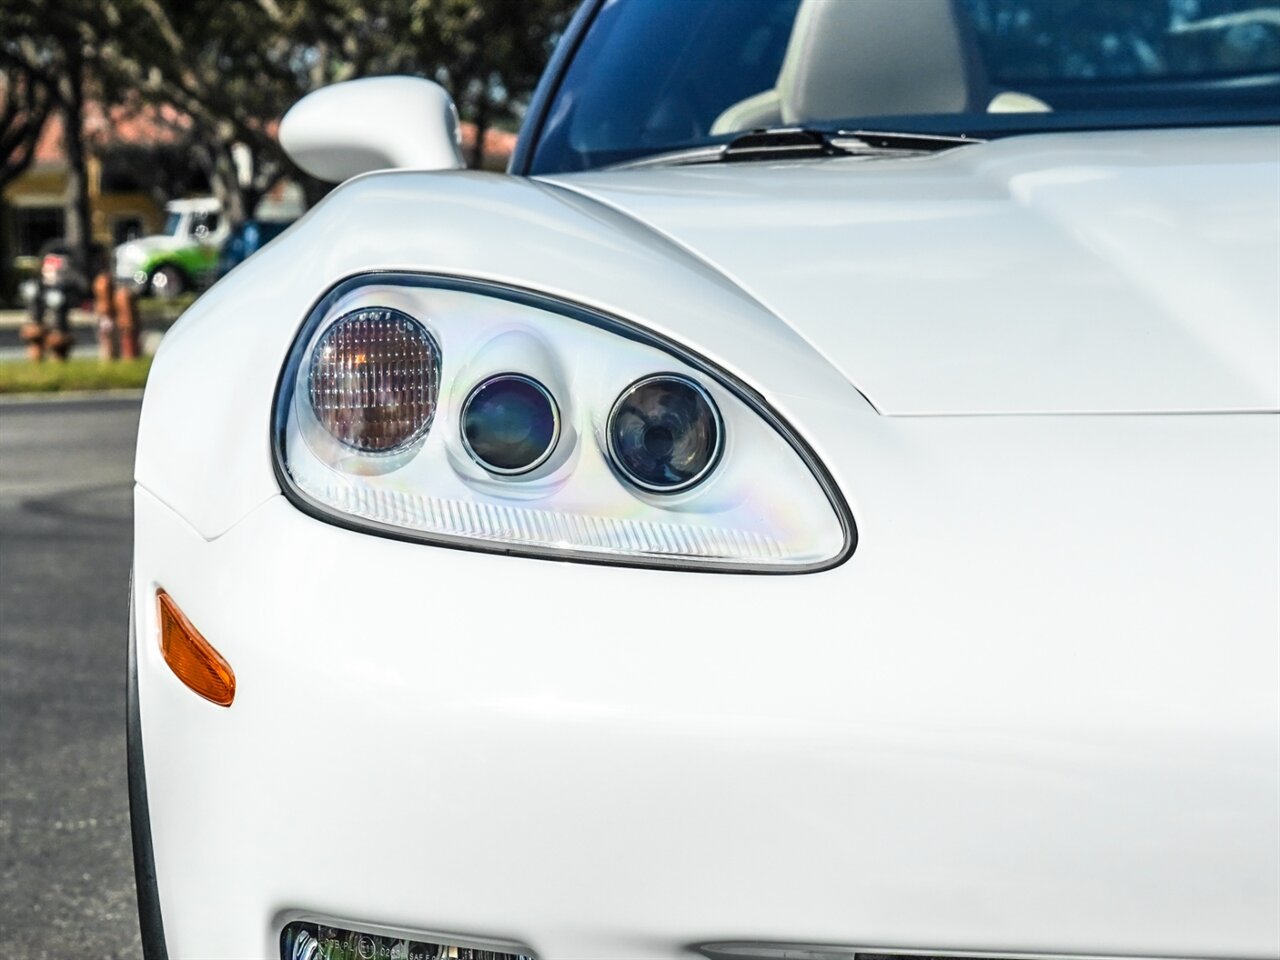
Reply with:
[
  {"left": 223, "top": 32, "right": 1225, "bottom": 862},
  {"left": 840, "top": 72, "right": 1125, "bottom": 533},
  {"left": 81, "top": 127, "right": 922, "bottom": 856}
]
[
  {"left": 606, "top": 373, "right": 725, "bottom": 493},
  {"left": 698, "top": 946, "right": 1208, "bottom": 960},
  {"left": 459, "top": 372, "right": 561, "bottom": 476}
]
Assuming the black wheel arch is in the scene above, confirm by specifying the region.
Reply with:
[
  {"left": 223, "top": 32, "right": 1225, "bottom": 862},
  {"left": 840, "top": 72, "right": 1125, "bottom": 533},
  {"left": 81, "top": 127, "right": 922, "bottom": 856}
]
[
  {"left": 145, "top": 260, "right": 193, "bottom": 295},
  {"left": 128, "top": 589, "right": 169, "bottom": 960}
]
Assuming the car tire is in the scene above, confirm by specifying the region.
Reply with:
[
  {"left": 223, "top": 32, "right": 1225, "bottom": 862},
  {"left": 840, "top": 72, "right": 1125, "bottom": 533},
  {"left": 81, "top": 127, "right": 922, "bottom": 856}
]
[{"left": 149, "top": 265, "right": 186, "bottom": 299}]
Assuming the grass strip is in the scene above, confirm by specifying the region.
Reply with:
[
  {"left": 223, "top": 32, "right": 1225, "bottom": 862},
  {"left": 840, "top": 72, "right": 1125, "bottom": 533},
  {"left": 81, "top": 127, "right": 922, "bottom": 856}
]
[
  {"left": 0, "top": 357, "right": 152, "bottom": 394},
  {"left": 138, "top": 293, "right": 197, "bottom": 326}
]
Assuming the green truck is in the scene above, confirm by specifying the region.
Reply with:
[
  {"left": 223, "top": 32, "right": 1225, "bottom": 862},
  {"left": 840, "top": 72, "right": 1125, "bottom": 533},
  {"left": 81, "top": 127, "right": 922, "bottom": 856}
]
[{"left": 113, "top": 197, "right": 228, "bottom": 298}]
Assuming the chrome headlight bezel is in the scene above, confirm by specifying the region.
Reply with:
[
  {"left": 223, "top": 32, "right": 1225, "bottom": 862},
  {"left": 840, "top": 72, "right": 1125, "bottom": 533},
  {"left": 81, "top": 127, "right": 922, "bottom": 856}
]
[
  {"left": 459, "top": 372, "right": 562, "bottom": 476},
  {"left": 606, "top": 373, "right": 725, "bottom": 494},
  {"left": 271, "top": 272, "right": 857, "bottom": 574}
]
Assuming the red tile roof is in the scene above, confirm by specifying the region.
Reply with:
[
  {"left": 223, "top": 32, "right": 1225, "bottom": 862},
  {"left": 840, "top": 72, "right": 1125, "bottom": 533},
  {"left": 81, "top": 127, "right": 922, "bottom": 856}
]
[
  {"left": 460, "top": 124, "right": 518, "bottom": 158},
  {"left": 33, "top": 102, "right": 517, "bottom": 167},
  {"left": 34, "top": 102, "right": 191, "bottom": 163}
]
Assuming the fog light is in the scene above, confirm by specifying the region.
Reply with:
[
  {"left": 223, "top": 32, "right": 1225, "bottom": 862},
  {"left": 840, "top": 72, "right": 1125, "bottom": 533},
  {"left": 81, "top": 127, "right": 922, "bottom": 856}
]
[
  {"left": 281, "top": 920, "right": 533, "bottom": 960},
  {"left": 307, "top": 307, "right": 442, "bottom": 453}
]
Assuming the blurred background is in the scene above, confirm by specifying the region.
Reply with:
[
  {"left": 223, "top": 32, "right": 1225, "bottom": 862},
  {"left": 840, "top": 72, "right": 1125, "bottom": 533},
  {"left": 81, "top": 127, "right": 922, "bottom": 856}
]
[
  {"left": 0, "top": 2, "right": 572, "bottom": 956},
  {"left": 3, "top": 0, "right": 1276, "bottom": 380},
  {"left": 0, "top": 0, "right": 575, "bottom": 385}
]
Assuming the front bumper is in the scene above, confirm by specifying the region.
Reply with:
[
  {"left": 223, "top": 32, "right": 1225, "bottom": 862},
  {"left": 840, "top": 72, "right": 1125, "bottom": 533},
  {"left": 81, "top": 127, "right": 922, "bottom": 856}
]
[{"left": 132, "top": 411, "right": 1279, "bottom": 960}]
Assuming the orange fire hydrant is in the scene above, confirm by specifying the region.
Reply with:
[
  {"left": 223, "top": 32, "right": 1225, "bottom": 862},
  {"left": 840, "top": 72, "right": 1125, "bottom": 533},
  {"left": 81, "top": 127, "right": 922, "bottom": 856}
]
[
  {"left": 114, "top": 285, "right": 140, "bottom": 360},
  {"left": 94, "top": 270, "right": 117, "bottom": 361},
  {"left": 19, "top": 320, "right": 46, "bottom": 362}
]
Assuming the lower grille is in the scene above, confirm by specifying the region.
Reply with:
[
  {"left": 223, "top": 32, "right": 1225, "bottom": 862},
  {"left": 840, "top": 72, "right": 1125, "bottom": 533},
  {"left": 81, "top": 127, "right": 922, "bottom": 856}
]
[{"left": 281, "top": 920, "right": 533, "bottom": 960}]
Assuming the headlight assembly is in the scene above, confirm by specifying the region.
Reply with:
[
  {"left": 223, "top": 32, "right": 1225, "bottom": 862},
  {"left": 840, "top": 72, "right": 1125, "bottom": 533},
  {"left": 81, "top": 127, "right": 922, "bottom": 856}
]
[{"left": 273, "top": 275, "right": 854, "bottom": 572}]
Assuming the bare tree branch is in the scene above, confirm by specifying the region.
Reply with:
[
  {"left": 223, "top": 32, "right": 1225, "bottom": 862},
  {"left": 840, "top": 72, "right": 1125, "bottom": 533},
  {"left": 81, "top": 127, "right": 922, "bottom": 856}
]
[{"left": 0, "top": 67, "right": 53, "bottom": 189}]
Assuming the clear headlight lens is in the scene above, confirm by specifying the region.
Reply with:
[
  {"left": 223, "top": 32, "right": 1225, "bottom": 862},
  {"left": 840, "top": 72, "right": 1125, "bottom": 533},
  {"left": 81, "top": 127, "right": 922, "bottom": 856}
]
[
  {"left": 306, "top": 306, "right": 441, "bottom": 453},
  {"left": 461, "top": 374, "right": 560, "bottom": 474},
  {"left": 273, "top": 276, "right": 853, "bottom": 572},
  {"left": 608, "top": 374, "right": 723, "bottom": 492}
]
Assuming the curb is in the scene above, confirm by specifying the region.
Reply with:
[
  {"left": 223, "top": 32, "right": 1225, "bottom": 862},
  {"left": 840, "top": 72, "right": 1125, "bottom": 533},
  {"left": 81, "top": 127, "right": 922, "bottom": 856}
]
[{"left": 0, "top": 388, "right": 145, "bottom": 405}]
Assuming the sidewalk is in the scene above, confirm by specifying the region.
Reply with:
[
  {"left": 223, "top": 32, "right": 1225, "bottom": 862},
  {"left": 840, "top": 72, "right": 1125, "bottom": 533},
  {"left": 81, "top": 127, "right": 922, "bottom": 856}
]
[{"left": 0, "top": 308, "right": 165, "bottom": 361}]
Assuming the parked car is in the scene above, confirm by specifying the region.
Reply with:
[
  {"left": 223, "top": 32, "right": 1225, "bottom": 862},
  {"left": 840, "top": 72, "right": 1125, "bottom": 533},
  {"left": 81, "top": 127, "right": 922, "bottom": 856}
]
[
  {"left": 214, "top": 219, "right": 295, "bottom": 281},
  {"left": 114, "top": 197, "right": 228, "bottom": 298},
  {"left": 130, "top": 2, "right": 1280, "bottom": 959}
]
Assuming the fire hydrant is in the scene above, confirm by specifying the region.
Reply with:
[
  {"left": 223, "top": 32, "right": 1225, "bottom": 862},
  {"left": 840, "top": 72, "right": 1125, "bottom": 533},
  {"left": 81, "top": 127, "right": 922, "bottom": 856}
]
[
  {"left": 93, "top": 268, "right": 117, "bottom": 361},
  {"left": 114, "top": 284, "right": 140, "bottom": 360}
]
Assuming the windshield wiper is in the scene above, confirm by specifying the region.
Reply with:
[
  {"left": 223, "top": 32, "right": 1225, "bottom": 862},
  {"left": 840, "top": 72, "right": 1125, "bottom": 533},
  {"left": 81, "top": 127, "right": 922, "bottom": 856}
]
[
  {"left": 612, "top": 127, "right": 981, "bottom": 169},
  {"left": 721, "top": 127, "right": 849, "bottom": 161}
]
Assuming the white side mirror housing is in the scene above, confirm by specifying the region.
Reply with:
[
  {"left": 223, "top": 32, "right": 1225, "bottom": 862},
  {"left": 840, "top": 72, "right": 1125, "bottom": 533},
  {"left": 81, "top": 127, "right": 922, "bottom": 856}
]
[{"left": 279, "top": 76, "right": 466, "bottom": 183}]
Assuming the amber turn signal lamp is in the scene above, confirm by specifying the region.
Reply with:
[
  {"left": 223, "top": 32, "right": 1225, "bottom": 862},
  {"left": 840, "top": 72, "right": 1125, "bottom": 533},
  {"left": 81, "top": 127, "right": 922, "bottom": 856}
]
[{"left": 157, "top": 590, "right": 235, "bottom": 707}]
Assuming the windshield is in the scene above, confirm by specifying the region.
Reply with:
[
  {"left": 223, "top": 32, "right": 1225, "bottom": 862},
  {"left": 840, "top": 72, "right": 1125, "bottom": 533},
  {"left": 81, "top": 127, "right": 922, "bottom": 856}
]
[
  {"left": 528, "top": 0, "right": 1280, "bottom": 173},
  {"left": 161, "top": 212, "right": 183, "bottom": 236}
]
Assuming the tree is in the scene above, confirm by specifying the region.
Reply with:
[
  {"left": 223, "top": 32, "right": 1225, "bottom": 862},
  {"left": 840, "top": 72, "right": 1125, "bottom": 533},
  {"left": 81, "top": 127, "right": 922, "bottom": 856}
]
[
  {"left": 0, "top": 65, "right": 53, "bottom": 190},
  {"left": 397, "top": 0, "right": 577, "bottom": 167},
  {"left": 93, "top": 0, "right": 303, "bottom": 226},
  {"left": 1, "top": 0, "right": 580, "bottom": 245},
  {"left": 0, "top": 0, "right": 112, "bottom": 270},
  {"left": 93, "top": 0, "right": 419, "bottom": 224}
]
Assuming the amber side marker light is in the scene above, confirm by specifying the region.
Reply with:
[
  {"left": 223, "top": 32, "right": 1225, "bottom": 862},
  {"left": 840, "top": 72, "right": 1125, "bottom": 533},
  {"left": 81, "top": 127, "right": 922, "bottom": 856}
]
[{"left": 157, "top": 590, "right": 235, "bottom": 707}]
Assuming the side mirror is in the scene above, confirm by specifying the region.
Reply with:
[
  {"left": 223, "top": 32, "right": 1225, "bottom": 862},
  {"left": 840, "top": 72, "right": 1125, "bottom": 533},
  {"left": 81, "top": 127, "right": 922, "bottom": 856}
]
[{"left": 279, "top": 76, "right": 466, "bottom": 183}]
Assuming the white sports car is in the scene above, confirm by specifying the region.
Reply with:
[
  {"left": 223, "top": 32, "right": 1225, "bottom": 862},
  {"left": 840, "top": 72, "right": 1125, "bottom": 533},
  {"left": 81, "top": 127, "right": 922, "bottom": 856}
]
[{"left": 128, "top": 1, "right": 1280, "bottom": 958}]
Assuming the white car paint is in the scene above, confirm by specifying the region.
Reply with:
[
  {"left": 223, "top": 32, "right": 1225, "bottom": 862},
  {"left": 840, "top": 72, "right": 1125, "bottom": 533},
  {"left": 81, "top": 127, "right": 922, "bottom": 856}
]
[
  {"left": 551, "top": 127, "right": 1280, "bottom": 415},
  {"left": 279, "top": 76, "right": 466, "bottom": 182},
  {"left": 133, "top": 127, "right": 1280, "bottom": 958}
]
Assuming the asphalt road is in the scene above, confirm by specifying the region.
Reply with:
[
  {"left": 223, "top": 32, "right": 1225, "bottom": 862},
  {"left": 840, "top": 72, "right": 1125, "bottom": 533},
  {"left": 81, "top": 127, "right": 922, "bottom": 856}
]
[{"left": 0, "top": 396, "right": 143, "bottom": 958}]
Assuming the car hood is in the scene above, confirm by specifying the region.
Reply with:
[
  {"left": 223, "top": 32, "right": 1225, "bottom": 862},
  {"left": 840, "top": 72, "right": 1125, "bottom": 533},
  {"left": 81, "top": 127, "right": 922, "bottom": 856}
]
[{"left": 544, "top": 126, "right": 1280, "bottom": 415}]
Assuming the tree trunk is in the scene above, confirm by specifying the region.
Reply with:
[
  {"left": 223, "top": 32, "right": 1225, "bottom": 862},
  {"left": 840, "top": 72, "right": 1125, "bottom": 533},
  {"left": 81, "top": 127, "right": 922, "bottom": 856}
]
[
  {"left": 468, "top": 93, "right": 491, "bottom": 170},
  {"left": 205, "top": 139, "right": 249, "bottom": 227},
  {"left": 58, "top": 47, "right": 92, "bottom": 276},
  {"left": 0, "top": 73, "right": 53, "bottom": 191}
]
